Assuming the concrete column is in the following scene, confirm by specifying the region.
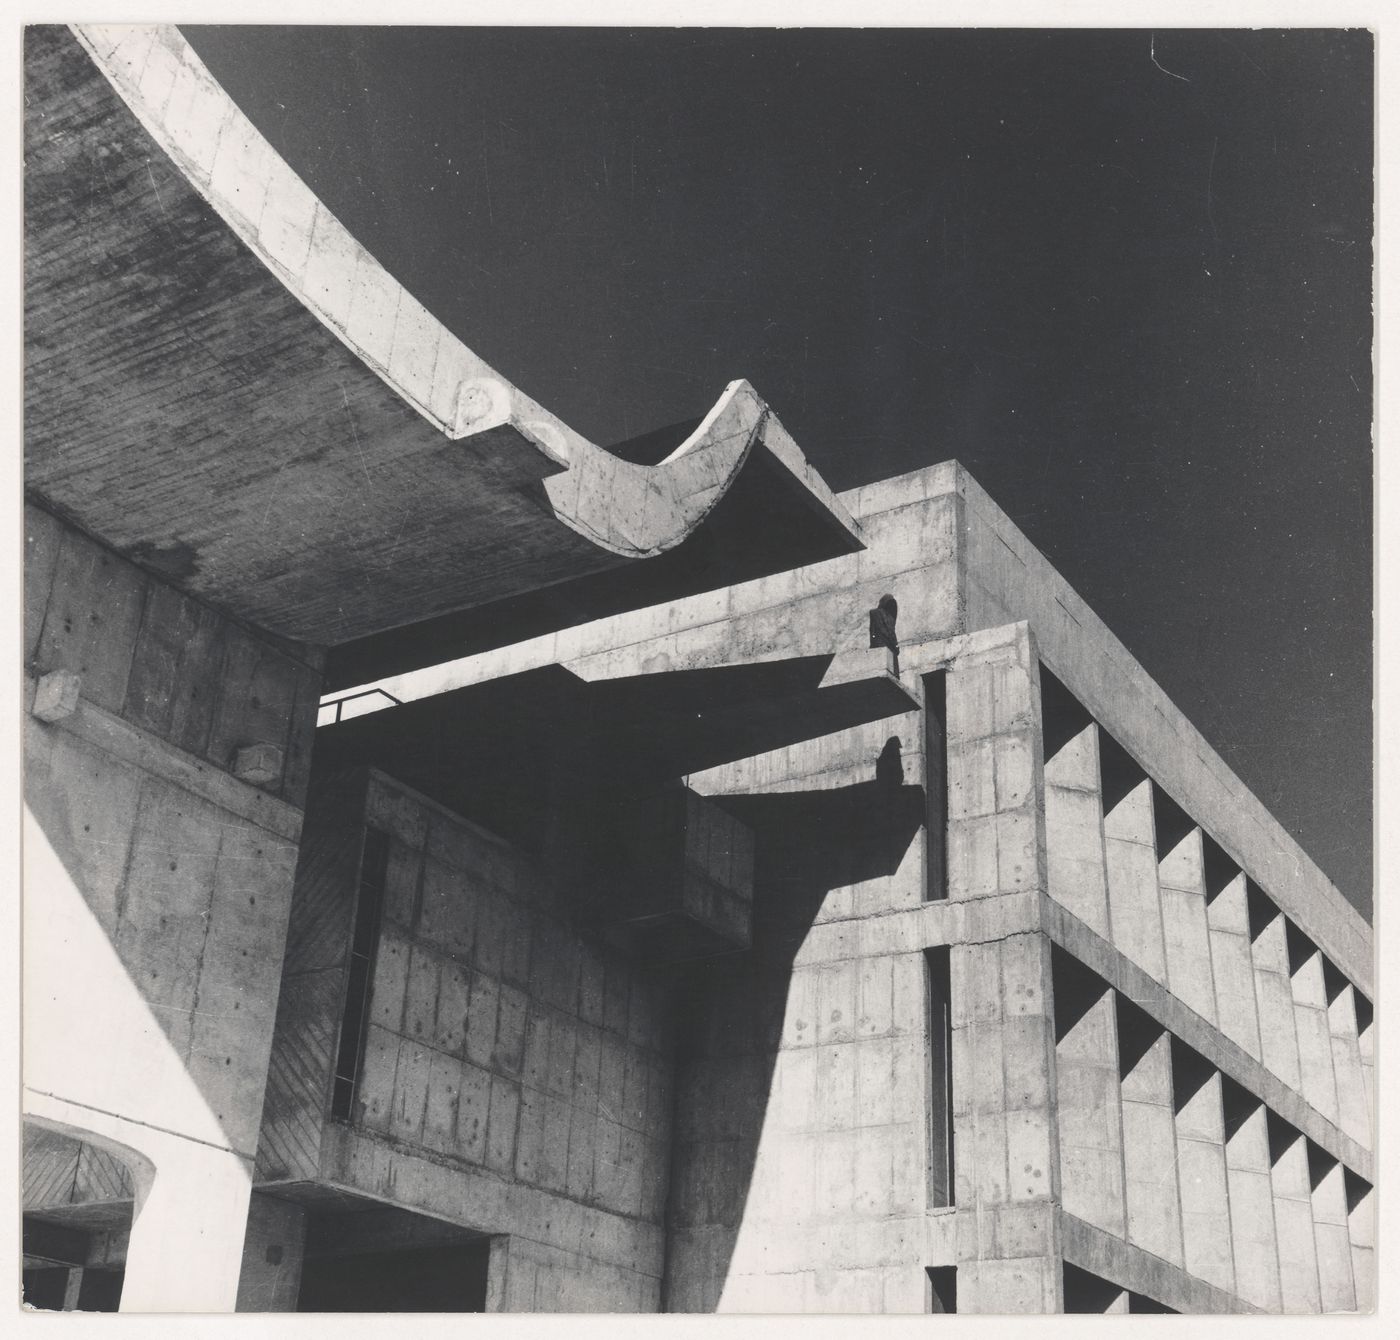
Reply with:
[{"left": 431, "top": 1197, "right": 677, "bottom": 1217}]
[
  {"left": 1249, "top": 903, "right": 1302, "bottom": 1090},
  {"left": 1103, "top": 782, "right": 1167, "bottom": 981},
  {"left": 945, "top": 625, "right": 1043, "bottom": 908},
  {"left": 119, "top": 1137, "right": 254, "bottom": 1312},
  {"left": 483, "top": 1235, "right": 512, "bottom": 1312},
  {"left": 950, "top": 932, "right": 1062, "bottom": 1314},
  {"left": 1170, "top": 1045, "right": 1233, "bottom": 1294},
  {"left": 1053, "top": 970, "right": 1125, "bottom": 1238},
  {"left": 1044, "top": 722, "right": 1110, "bottom": 938},
  {"left": 1158, "top": 829, "right": 1217, "bottom": 1026},
  {"left": 944, "top": 626, "right": 1060, "bottom": 1314},
  {"left": 1345, "top": 1173, "right": 1374, "bottom": 1313},
  {"left": 1205, "top": 873, "right": 1262, "bottom": 1061},
  {"left": 1327, "top": 985, "right": 1370, "bottom": 1150},
  {"left": 1288, "top": 945, "right": 1339, "bottom": 1126},
  {"left": 1117, "top": 1007, "right": 1183, "bottom": 1269},
  {"left": 1221, "top": 1085, "right": 1282, "bottom": 1312},
  {"left": 1268, "top": 1120, "right": 1321, "bottom": 1314},
  {"left": 235, "top": 1192, "right": 306, "bottom": 1311},
  {"left": 1309, "top": 1152, "right": 1355, "bottom": 1313}
]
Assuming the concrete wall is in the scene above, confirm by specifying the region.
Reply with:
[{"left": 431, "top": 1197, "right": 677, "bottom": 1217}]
[
  {"left": 665, "top": 713, "right": 929, "bottom": 1313},
  {"left": 235, "top": 1193, "right": 307, "bottom": 1312},
  {"left": 1016, "top": 493, "right": 1373, "bottom": 1315},
  {"left": 23, "top": 502, "right": 322, "bottom": 1311},
  {"left": 354, "top": 463, "right": 964, "bottom": 709},
  {"left": 958, "top": 468, "right": 1370, "bottom": 995},
  {"left": 294, "top": 462, "right": 1373, "bottom": 1315},
  {"left": 256, "top": 767, "right": 674, "bottom": 1311}
]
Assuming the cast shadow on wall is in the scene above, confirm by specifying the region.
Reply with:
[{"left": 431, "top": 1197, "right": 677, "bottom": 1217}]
[{"left": 663, "top": 737, "right": 925, "bottom": 1310}]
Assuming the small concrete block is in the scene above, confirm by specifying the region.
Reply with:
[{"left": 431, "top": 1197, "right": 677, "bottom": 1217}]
[
  {"left": 855, "top": 954, "right": 895, "bottom": 1038},
  {"left": 456, "top": 1060, "right": 492, "bottom": 1163},
  {"left": 159, "top": 52, "right": 222, "bottom": 178},
  {"left": 816, "top": 1042, "right": 858, "bottom": 1129},
  {"left": 994, "top": 1200, "right": 1057, "bottom": 1258},
  {"left": 368, "top": 935, "right": 410, "bottom": 1032},
  {"left": 573, "top": 1024, "right": 602, "bottom": 1111},
  {"left": 1004, "top": 1109, "right": 1053, "bottom": 1200},
  {"left": 355, "top": 1027, "right": 399, "bottom": 1134},
  {"left": 815, "top": 961, "right": 857, "bottom": 1045},
  {"left": 514, "top": 1087, "right": 546, "bottom": 1185},
  {"left": 948, "top": 739, "right": 996, "bottom": 819},
  {"left": 344, "top": 252, "right": 402, "bottom": 370},
  {"left": 32, "top": 668, "right": 81, "bottom": 722},
  {"left": 972, "top": 1108, "right": 1010, "bottom": 1201},
  {"left": 855, "top": 1035, "right": 896, "bottom": 1127},
  {"left": 492, "top": 984, "right": 528, "bottom": 1075},
  {"left": 422, "top": 1050, "right": 460, "bottom": 1154},
  {"left": 1002, "top": 1016, "right": 1052, "bottom": 1109},
  {"left": 464, "top": 971, "right": 500, "bottom": 1070},
  {"left": 233, "top": 742, "right": 284, "bottom": 787},
  {"left": 137, "top": 33, "right": 182, "bottom": 115},
  {"left": 403, "top": 946, "right": 441, "bottom": 1042},
  {"left": 565, "top": 1102, "right": 596, "bottom": 1201},
  {"left": 994, "top": 731, "right": 1036, "bottom": 810},
  {"left": 949, "top": 814, "right": 999, "bottom": 899},
  {"left": 209, "top": 114, "right": 272, "bottom": 234},
  {"left": 991, "top": 658, "right": 1035, "bottom": 734},
  {"left": 258, "top": 153, "right": 318, "bottom": 281},
  {"left": 970, "top": 1027, "right": 1008, "bottom": 1115},
  {"left": 433, "top": 961, "right": 470, "bottom": 1054},
  {"left": 390, "top": 1043, "right": 430, "bottom": 1143},
  {"left": 387, "top": 292, "right": 443, "bottom": 409},
  {"left": 947, "top": 663, "right": 995, "bottom": 743}
]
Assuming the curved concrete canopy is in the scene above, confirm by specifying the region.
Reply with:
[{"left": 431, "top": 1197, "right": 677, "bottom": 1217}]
[{"left": 25, "top": 25, "right": 861, "bottom": 647}]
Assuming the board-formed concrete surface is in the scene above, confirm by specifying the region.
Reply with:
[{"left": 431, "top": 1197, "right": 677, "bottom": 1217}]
[
  {"left": 24, "top": 451, "right": 1373, "bottom": 1313},
  {"left": 23, "top": 23, "right": 1372, "bottom": 1317},
  {"left": 23, "top": 503, "right": 322, "bottom": 1309},
  {"left": 287, "top": 463, "right": 1370, "bottom": 1314},
  {"left": 26, "top": 24, "right": 861, "bottom": 648}
]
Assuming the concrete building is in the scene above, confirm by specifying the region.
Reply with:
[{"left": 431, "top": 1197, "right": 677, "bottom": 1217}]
[{"left": 22, "top": 23, "right": 1374, "bottom": 1315}]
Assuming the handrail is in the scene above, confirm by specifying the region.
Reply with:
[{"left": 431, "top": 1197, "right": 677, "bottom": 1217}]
[{"left": 319, "top": 687, "right": 403, "bottom": 725}]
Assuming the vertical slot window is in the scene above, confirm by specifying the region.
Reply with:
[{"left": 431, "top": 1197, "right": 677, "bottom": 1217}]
[
  {"left": 331, "top": 826, "right": 390, "bottom": 1121},
  {"left": 926, "top": 945, "right": 954, "bottom": 1207},
  {"left": 923, "top": 671, "right": 948, "bottom": 901}
]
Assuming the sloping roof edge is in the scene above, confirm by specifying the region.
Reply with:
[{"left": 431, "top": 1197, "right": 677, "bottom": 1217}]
[{"left": 71, "top": 23, "right": 861, "bottom": 571}]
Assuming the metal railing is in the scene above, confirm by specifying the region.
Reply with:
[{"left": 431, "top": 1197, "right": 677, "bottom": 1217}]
[{"left": 318, "top": 686, "right": 403, "bottom": 725}]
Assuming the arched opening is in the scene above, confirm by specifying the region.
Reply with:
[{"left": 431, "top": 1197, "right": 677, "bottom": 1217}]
[{"left": 21, "top": 1119, "right": 149, "bottom": 1312}]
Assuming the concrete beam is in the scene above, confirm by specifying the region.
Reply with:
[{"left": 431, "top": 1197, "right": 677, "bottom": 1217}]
[
  {"left": 1060, "top": 1212, "right": 1258, "bottom": 1315},
  {"left": 1042, "top": 898, "right": 1372, "bottom": 1184}
]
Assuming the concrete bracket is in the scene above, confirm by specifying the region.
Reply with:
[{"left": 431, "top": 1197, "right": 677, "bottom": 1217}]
[
  {"left": 233, "top": 743, "right": 286, "bottom": 788},
  {"left": 32, "top": 668, "right": 82, "bottom": 723}
]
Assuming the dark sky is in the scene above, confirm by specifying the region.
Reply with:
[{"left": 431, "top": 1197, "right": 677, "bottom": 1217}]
[{"left": 183, "top": 27, "right": 1373, "bottom": 914}]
